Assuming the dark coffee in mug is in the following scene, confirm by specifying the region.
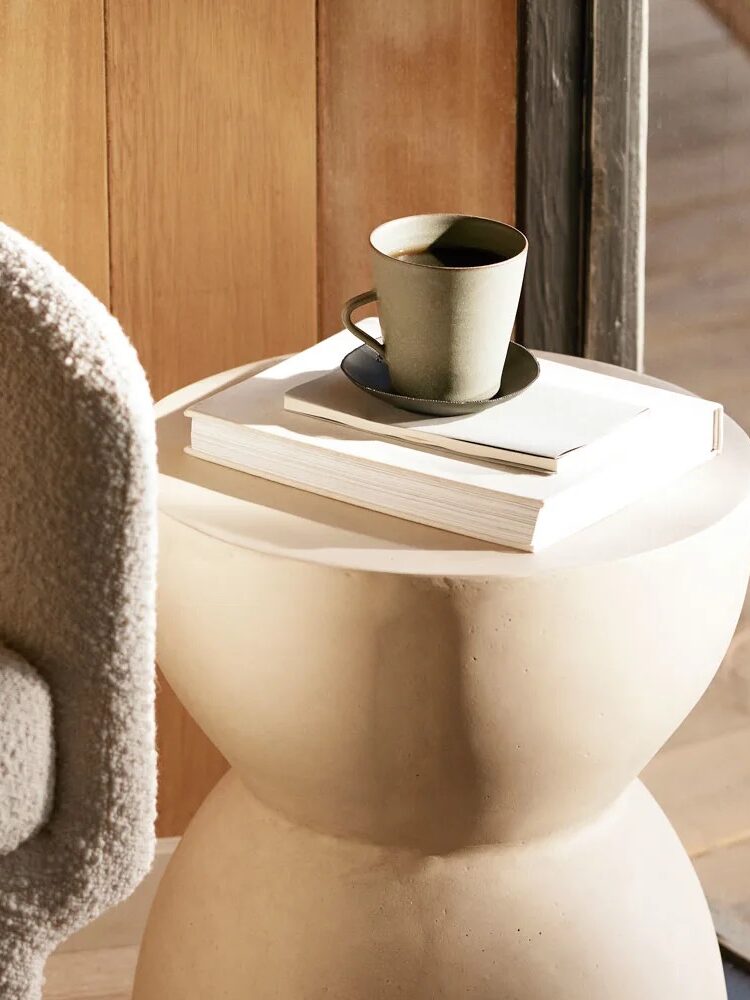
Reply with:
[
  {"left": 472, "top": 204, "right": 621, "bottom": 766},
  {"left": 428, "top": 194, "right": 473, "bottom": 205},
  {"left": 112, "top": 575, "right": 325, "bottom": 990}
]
[{"left": 395, "top": 245, "right": 507, "bottom": 268}]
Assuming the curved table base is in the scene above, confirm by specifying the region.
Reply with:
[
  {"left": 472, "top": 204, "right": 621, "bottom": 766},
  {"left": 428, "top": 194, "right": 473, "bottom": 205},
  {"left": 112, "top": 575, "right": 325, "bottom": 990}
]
[{"left": 133, "top": 771, "right": 725, "bottom": 1000}]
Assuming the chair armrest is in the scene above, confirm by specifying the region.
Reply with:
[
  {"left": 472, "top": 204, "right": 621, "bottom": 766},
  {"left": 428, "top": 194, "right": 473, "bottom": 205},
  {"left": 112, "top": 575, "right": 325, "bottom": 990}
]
[{"left": 0, "top": 647, "right": 54, "bottom": 855}]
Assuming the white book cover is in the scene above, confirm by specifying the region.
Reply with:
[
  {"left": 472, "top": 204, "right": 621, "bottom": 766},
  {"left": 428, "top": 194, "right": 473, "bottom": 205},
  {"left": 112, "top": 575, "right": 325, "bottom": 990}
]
[
  {"left": 283, "top": 325, "right": 722, "bottom": 473},
  {"left": 186, "top": 329, "right": 723, "bottom": 551}
]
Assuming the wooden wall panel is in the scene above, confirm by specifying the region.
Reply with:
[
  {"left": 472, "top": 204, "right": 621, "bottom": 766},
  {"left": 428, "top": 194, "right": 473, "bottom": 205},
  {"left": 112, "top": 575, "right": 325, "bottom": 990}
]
[
  {"left": 105, "top": 0, "right": 317, "bottom": 835},
  {"left": 317, "top": 0, "right": 517, "bottom": 338},
  {"left": 0, "top": 0, "right": 109, "bottom": 303},
  {"left": 106, "top": 0, "right": 317, "bottom": 400}
]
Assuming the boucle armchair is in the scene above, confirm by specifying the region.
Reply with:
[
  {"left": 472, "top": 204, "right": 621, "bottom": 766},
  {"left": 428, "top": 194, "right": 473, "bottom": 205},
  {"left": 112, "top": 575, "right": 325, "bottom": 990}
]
[{"left": 0, "top": 223, "right": 157, "bottom": 999}]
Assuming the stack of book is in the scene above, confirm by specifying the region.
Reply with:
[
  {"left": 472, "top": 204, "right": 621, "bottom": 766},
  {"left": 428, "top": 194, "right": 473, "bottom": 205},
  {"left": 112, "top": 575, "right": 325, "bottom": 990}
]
[{"left": 185, "top": 324, "right": 723, "bottom": 552}]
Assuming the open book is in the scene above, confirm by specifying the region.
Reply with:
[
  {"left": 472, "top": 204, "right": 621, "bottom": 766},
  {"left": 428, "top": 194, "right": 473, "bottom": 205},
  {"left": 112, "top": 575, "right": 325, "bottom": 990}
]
[{"left": 186, "top": 330, "right": 723, "bottom": 551}]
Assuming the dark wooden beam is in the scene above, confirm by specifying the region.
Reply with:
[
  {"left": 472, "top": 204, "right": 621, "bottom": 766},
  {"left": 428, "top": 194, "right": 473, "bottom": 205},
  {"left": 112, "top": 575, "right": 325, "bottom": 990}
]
[
  {"left": 517, "top": 0, "right": 647, "bottom": 370},
  {"left": 584, "top": 0, "right": 647, "bottom": 370},
  {"left": 516, "top": 0, "right": 588, "bottom": 356}
]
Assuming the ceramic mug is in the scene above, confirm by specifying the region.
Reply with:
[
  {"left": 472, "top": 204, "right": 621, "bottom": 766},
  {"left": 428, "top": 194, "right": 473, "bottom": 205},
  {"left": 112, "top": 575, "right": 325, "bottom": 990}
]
[{"left": 342, "top": 214, "right": 527, "bottom": 403}]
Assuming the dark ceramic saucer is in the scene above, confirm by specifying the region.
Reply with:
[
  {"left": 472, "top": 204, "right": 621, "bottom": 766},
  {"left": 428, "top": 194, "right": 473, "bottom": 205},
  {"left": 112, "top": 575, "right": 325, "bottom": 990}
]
[{"left": 340, "top": 341, "right": 540, "bottom": 417}]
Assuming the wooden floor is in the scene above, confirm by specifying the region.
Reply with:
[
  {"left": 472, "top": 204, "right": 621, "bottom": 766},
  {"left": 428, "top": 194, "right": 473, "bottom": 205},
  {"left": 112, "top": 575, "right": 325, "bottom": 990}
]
[
  {"left": 39, "top": 0, "right": 750, "bottom": 997},
  {"left": 641, "top": 0, "right": 750, "bottom": 961},
  {"left": 42, "top": 947, "right": 137, "bottom": 1000}
]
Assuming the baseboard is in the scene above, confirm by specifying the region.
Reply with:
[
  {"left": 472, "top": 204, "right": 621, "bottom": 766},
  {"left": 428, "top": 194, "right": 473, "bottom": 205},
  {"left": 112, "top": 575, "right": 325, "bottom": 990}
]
[{"left": 58, "top": 836, "right": 179, "bottom": 953}]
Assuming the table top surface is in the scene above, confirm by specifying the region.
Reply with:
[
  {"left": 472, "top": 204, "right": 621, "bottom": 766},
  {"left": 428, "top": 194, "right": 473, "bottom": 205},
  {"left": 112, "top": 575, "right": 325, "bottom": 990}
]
[{"left": 156, "top": 352, "right": 750, "bottom": 578}]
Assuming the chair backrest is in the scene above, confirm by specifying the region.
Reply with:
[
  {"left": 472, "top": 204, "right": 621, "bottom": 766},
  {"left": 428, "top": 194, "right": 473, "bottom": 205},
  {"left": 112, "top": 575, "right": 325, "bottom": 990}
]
[{"left": 0, "top": 223, "right": 157, "bottom": 1000}]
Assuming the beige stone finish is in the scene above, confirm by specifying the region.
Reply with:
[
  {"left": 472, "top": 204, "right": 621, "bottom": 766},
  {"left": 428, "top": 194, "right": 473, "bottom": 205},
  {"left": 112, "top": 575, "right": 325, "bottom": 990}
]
[{"left": 134, "top": 356, "right": 750, "bottom": 999}]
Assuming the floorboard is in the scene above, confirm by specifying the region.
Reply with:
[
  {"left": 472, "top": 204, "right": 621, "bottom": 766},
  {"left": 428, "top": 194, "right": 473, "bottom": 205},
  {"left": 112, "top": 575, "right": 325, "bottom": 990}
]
[
  {"left": 42, "top": 946, "right": 137, "bottom": 1000},
  {"left": 645, "top": 0, "right": 750, "bottom": 964}
]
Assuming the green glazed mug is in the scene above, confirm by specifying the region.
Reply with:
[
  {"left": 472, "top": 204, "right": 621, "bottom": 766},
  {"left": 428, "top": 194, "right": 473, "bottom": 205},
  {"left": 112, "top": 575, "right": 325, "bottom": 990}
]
[{"left": 342, "top": 213, "right": 527, "bottom": 403}]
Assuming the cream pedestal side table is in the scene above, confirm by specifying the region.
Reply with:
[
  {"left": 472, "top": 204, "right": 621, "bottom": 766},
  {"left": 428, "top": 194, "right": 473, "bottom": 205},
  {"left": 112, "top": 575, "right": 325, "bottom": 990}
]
[{"left": 134, "top": 356, "right": 750, "bottom": 1000}]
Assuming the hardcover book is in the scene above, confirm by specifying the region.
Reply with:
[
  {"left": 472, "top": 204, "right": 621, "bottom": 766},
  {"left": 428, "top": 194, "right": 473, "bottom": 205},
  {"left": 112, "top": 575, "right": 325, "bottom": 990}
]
[{"left": 186, "top": 328, "right": 722, "bottom": 551}]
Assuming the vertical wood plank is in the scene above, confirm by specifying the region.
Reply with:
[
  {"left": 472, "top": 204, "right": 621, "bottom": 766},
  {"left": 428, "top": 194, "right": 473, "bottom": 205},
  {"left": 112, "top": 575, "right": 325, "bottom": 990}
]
[
  {"left": 517, "top": 0, "right": 647, "bottom": 368},
  {"left": 106, "top": 0, "right": 317, "bottom": 835},
  {"left": 317, "top": 0, "right": 517, "bottom": 339},
  {"left": 516, "top": 0, "right": 588, "bottom": 356},
  {"left": 584, "top": 0, "right": 647, "bottom": 370},
  {"left": 0, "top": 0, "right": 109, "bottom": 304},
  {"left": 106, "top": 0, "right": 317, "bottom": 400}
]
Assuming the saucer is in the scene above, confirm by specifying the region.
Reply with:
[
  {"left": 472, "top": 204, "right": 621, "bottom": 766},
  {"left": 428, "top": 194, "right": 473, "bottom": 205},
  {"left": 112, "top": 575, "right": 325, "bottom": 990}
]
[{"left": 340, "top": 341, "right": 540, "bottom": 417}]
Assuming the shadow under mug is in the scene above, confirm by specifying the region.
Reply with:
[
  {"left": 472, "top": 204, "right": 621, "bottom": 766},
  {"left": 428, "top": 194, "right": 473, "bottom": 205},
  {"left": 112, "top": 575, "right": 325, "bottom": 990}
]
[{"left": 341, "top": 214, "right": 528, "bottom": 403}]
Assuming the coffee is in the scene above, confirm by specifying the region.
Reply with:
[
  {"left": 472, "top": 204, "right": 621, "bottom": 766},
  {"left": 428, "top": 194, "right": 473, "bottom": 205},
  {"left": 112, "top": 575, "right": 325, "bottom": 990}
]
[{"left": 395, "top": 244, "right": 507, "bottom": 268}]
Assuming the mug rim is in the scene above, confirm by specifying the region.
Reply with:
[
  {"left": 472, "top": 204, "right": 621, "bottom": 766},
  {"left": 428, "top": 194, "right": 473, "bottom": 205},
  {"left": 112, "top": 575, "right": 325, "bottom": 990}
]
[{"left": 369, "top": 213, "right": 528, "bottom": 270}]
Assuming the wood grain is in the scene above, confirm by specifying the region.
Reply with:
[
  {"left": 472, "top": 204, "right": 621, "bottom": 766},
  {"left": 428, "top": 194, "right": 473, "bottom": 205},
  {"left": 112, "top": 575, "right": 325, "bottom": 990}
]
[
  {"left": 43, "top": 946, "right": 137, "bottom": 1000},
  {"left": 643, "top": 726, "right": 750, "bottom": 856},
  {"left": 0, "top": 0, "right": 109, "bottom": 303},
  {"left": 696, "top": 838, "right": 750, "bottom": 960},
  {"left": 646, "top": 0, "right": 750, "bottom": 419},
  {"left": 105, "top": 0, "right": 317, "bottom": 400},
  {"left": 105, "top": 0, "right": 317, "bottom": 834},
  {"left": 584, "top": 0, "right": 647, "bottom": 370},
  {"left": 649, "top": 44, "right": 750, "bottom": 158},
  {"left": 652, "top": 0, "right": 730, "bottom": 53},
  {"left": 645, "top": 0, "right": 750, "bottom": 963},
  {"left": 316, "top": 0, "right": 517, "bottom": 339},
  {"left": 153, "top": 675, "right": 230, "bottom": 837},
  {"left": 516, "top": 0, "right": 587, "bottom": 355}
]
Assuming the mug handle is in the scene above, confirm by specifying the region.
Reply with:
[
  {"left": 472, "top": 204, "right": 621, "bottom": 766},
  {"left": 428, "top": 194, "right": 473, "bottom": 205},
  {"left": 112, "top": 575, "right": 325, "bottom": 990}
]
[{"left": 341, "top": 290, "right": 386, "bottom": 359}]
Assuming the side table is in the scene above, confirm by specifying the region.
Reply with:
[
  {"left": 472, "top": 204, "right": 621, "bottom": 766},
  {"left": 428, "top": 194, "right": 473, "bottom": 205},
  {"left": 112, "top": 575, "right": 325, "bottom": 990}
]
[{"left": 134, "top": 355, "right": 750, "bottom": 999}]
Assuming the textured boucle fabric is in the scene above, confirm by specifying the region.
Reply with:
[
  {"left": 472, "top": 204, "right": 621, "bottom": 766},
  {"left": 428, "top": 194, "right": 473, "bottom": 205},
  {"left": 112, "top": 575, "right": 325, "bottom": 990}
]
[
  {"left": 0, "top": 223, "right": 157, "bottom": 999},
  {"left": 0, "top": 648, "right": 54, "bottom": 856}
]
